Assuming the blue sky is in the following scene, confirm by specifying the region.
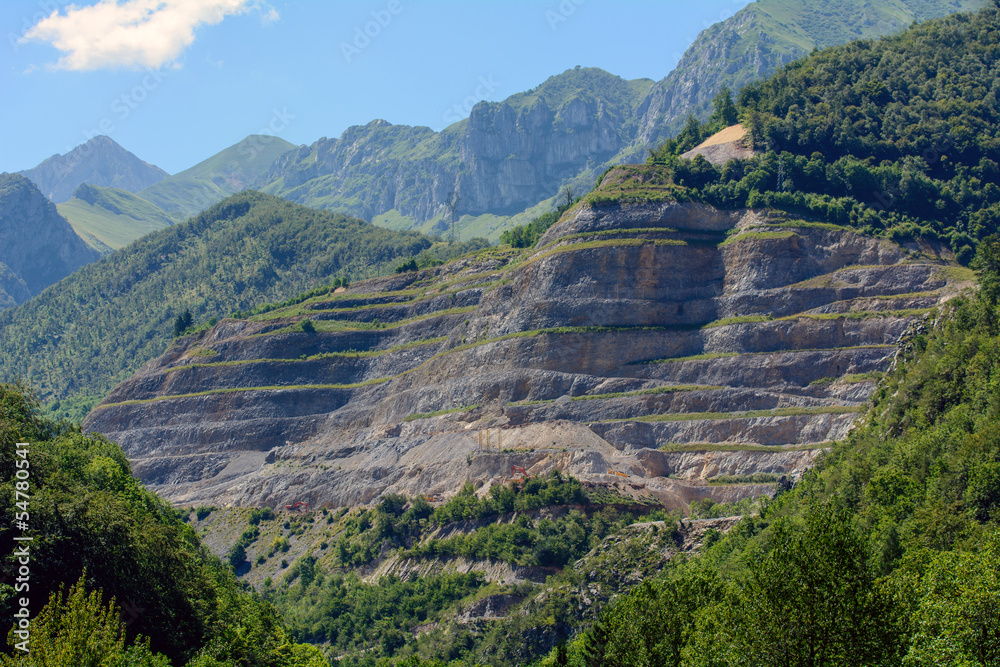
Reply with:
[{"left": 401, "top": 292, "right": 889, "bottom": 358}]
[{"left": 0, "top": 0, "right": 753, "bottom": 175}]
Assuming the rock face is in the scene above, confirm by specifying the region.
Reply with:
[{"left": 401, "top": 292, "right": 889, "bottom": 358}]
[
  {"left": 263, "top": 2, "right": 982, "bottom": 233},
  {"left": 19, "top": 135, "right": 168, "bottom": 203},
  {"left": 0, "top": 174, "right": 101, "bottom": 307},
  {"left": 634, "top": 0, "right": 985, "bottom": 147},
  {"left": 263, "top": 68, "right": 652, "bottom": 224},
  {"left": 85, "top": 187, "right": 967, "bottom": 511}
]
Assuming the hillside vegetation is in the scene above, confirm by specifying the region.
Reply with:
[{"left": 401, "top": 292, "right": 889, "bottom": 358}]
[
  {"left": 58, "top": 184, "right": 180, "bottom": 253},
  {"left": 637, "top": 5, "right": 1000, "bottom": 262},
  {"left": 0, "top": 382, "right": 326, "bottom": 665},
  {"left": 635, "top": 0, "right": 985, "bottom": 145},
  {"left": 0, "top": 191, "right": 433, "bottom": 420}
]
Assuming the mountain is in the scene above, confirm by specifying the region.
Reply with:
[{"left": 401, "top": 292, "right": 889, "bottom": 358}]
[
  {"left": 634, "top": 0, "right": 986, "bottom": 146},
  {"left": 262, "top": 68, "right": 653, "bottom": 238},
  {"left": 19, "top": 134, "right": 168, "bottom": 203},
  {"left": 256, "top": 0, "right": 981, "bottom": 241},
  {"left": 58, "top": 183, "right": 181, "bottom": 253},
  {"left": 16, "top": 0, "right": 974, "bottom": 249},
  {"left": 0, "top": 173, "right": 100, "bottom": 308},
  {"left": 139, "top": 135, "right": 296, "bottom": 218},
  {"left": 83, "top": 185, "right": 967, "bottom": 509},
  {"left": 0, "top": 383, "right": 326, "bottom": 664},
  {"left": 77, "top": 10, "right": 1000, "bottom": 663},
  {"left": 0, "top": 191, "right": 433, "bottom": 419}
]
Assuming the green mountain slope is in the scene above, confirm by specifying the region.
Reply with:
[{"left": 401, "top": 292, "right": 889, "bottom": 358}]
[
  {"left": 634, "top": 0, "right": 986, "bottom": 147},
  {"left": 140, "top": 135, "right": 296, "bottom": 217},
  {"left": 260, "top": 68, "right": 654, "bottom": 236},
  {"left": 57, "top": 183, "right": 180, "bottom": 253},
  {"left": 0, "top": 383, "right": 325, "bottom": 664},
  {"left": 0, "top": 191, "right": 432, "bottom": 419},
  {"left": 638, "top": 5, "right": 1000, "bottom": 257}
]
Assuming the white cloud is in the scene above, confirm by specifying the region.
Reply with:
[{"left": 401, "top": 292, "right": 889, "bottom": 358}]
[{"left": 21, "top": 0, "right": 272, "bottom": 71}]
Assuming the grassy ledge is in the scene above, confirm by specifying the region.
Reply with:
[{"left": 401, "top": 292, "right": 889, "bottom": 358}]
[
  {"left": 594, "top": 405, "right": 862, "bottom": 424},
  {"left": 719, "top": 230, "right": 799, "bottom": 247},
  {"left": 642, "top": 344, "right": 895, "bottom": 365},
  {"left": 657, "top": 441, "right": 836, "bottom": 453},
  {"left": 402, "top": 404, "right": 481, "bottom": 422},
  {"left": 93, "top": 378, "right": 391, "bottom": 409},
  {"left": 165, "top": 337, "right": 447, "bottom": 374}
]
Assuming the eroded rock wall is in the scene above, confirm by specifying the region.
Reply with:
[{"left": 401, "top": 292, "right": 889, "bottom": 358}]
[{"left": 84, "top": 201, "right": 967, "bottom": 511}]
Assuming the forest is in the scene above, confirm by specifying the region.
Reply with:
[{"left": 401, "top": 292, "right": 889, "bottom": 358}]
[
  {"left": 0, "top": 192, "right": 437, "bottom": 421},
  {"left": 644, "top": 5, "right": 1000, "bottom": 263},
  {"left": 0, "top": 383, "right": 326, "bottom": 665}
]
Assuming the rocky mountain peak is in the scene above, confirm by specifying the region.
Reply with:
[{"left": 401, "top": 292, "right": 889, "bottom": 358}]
[{"left": 19, "top": 135, "right": 169, "bottom": 203}]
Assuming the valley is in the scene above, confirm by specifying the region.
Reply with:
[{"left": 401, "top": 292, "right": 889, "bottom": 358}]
[{"left": 0, "top": 1, "right": 998, "bottom": 665}]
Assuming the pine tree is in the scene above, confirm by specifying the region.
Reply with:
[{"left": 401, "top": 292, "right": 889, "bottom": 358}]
[
  {"left": 172, "top": 310, "right": 193, "bottom": 337},
  {"left": 711, "top": 87, "right": 739, "bottom": 128}
]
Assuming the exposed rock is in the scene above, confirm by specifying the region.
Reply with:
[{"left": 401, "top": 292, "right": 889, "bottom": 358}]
[
  {"left": 264, "top": 68, "right": 652, "bottom": 225},
  {"left": 0, "top": 173, "right": 101, "bottom": 306},
  {"left": 19, "top": 135, "right": 168, "bottom": 203},
  {"left": 84, "top": 198, "right": 970, "bottom": 512}
]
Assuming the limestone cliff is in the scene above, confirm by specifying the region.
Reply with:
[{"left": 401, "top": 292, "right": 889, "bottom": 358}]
[
  {"left": 263, "top": 68, "right": 651, "bottom": 225},
  {"left": 19, "top": 135, "right": 168, "bottom": 203},
  {"left": 634, "top": 0, "right": 986, "bottom": 147},
  {"left": 0, "top": 173, "right": 101, "bottom": 307},
  {"left": 84, "top": 176, "right": 968, "bottom": 511}
]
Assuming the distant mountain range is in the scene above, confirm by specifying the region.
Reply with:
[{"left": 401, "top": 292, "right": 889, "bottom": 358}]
[
  {"left": 138, "top": 135, "right": 296, "bottom": 218},
  {"left": 634, "top": 0, "right": 986, "bottom": 146},
  {"left": 7, "top": 0, "right": 984, "bottom": 293},
  {"left": 0, "top": 174, "right": 100, "bottom": 308},
  {"left": 18, "top": 134, "right": 168, "bottom": 203}
]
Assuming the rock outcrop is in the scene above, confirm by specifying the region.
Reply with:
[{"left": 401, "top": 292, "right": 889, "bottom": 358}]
[
  {"left": 0, "top": 173, "right": 101, "bottom": 307},
  {"left": 263, "top": 68, "right": 651, "bottom": 225},
  {"left": 634, "top": 0, "right": 985, "bottom": 147},
  {"left": 84, "top": 185, "right": 968, "bottom": 511},
  {"left": 19, "top": 135, "right": 168, "bottom": 203}
]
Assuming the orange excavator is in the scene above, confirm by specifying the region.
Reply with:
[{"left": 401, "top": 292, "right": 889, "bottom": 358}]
[
  {"left": 606, "top": 468, "right": 628, "bottom": 478},
  {"left": 511, "top": 465, "right": 529, "bottom": 479},
  {"left": 284, "top": 501, "right": 309, "bottom": 511}
]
